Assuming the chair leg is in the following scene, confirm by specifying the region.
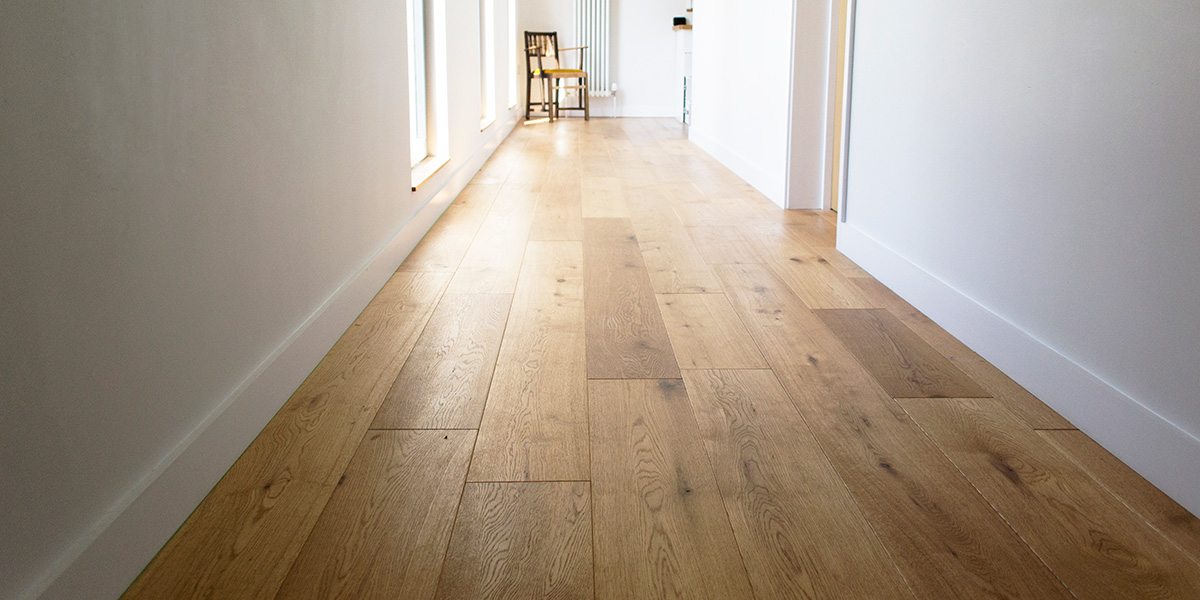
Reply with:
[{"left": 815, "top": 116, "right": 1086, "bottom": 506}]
[
  {"left": 524, "top": 75, "right": 532, "bottom": 120},
  {"left": 551, "top": 80, "right": 559, "bottom": 121},
  {"left": 583, "top": 78, "right": 590, "bottom": 121}
]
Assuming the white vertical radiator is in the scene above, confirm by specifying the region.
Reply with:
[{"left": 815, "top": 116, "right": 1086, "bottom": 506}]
[{"left": 575, "top": 0, "right": 611, "bottom": 96}]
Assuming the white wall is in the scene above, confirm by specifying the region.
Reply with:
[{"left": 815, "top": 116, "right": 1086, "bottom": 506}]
[
  {"left": 789, "top": 0, "right": 836, "bottom": 210},
  {"left": 839, "top": 0, "right": 1200, "bottom": 513},
  {"left": 689, "top": 0, "right": 832, "bottom": 208},
  {"left": 518, "top": 0, "right": 686, "bottom": 117},
  {"left": 0, "top": 1, "right": 519, "bottom": 598}
]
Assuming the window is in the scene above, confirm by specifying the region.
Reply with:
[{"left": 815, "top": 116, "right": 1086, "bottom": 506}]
[
  {"left": 409, "top": 0, "right": 450, "bottom": 189},
  {"left": 407, "top": 0, "right": 429, "bottom": 166},
  {"left": 480, "top": 0, "right": 496, "bottom": 128},
  {"left": 507, "top": 0, "right": 518, "bottom": 108}
]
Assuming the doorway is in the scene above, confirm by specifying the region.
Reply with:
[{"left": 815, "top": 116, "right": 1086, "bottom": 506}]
[{"left": 827, "top": 0, "right": 854, "bottom": 219}]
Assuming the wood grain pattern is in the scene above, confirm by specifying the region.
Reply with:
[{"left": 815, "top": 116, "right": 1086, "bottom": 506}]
[
  {"left": 853, "top": 277, "right": 1071, "bottom": 428},
  {"left": 625, "top": 188, "right": 689, "bottom": 243},
  {"left": 638, "top": 233, "right": 721, "bottom": 294},
  {"left": 125, "top": 271, "right": 448, "bottom": 599},
  {"left": 583, "top": 218, "right": 680, "bottom": 379},
  {"left": 468, "top": 241, "right": 589, "bottom": 481},
  {"left": 530, "top": 180, "right": 583, "bottom": 241},
  {"left": 131, "top": 119, "right": 1199, "bottom": 599},
  {"left": 715, "top": 262, "right": 1071, "bottom": 599},
  {"left": 687, "top": 225, "right": 763, "bottom": 265},
  {"left": 656, "top": 294, "right": 766, "bottom": 369},
  {"left": 400, "top": 184, "right": 500, "bottom": 272},
  {"left": 589, "top": 379, "right": 754, "bottom": 600},
  {"left": 746, "top": 223, "right": 874, "bottom": 308},
  {"left": 815, "top": 308, "right": 990, "bottom": 398},
  {"left": 779, "top": 209, "right": 838, "bottom": 247},
  {"left": 682, "top": 369, "right": 914, "bottom": 599},
  {"left": 673, "top": 203, "right": 731, "bottom": 228},
  {"left": 275, "top": 430, "right": 474, "bottom": 599},
  {"left": 767, "top": 258, "right": 873, "bottom": 309},
  {"left": 446, "top": 187, "right": 537, "bottom": 294},
  {"left": 435, "top": 482, "right": 592, "bottom": 599},
  {"left": 901, "top": 398, "right": 1200, "bottom": 598},
  {"left": 372, "top": 293, "right": 511, "bottom": 429},
  {"left": 810, "top": 245, "right": 872, "bottom": 278},
  {"left": 581, "top": 175, "right": 630, "bottom": 218},
  {"left": 1039, "top": 429, "right": 1200, "bottom": 563},
  {"left": 506, "top": 160, "right": 548, "bottom": 192}
]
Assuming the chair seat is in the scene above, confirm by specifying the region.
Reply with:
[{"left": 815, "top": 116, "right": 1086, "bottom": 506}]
[{"left": 534, "top": 68, "right": 588, "bottom": 78}]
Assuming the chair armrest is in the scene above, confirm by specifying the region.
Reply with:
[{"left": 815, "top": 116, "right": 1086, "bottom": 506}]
[{"left": 558, "top": 46, "right": 588, "bottom": 70}]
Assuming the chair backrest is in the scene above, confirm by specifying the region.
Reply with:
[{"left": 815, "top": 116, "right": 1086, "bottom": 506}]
[{"left": 524, "top": 31, "right": 560, "bottom": 72}]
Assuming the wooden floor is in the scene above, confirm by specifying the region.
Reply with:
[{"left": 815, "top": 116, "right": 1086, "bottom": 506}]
[{"left": 127, "top": 119, "right": 1200, "bottom": 599}]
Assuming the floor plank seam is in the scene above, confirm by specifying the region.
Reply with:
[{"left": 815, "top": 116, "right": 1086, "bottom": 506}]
[
  {"left": 462, "top": 479, "right": 592, "bottom": 484},
  {"left": 429, "top": 425, "right": 482, "bottom": 599},
  {"left": 893, "top": 400, "right": 1078, "bottom": 596},
  {"left": 680, "top": 374, "right": 761, "bottom": 597},
  {"left": 367, "top": 427, "right": 481, "bottom": 431},
  {"left": 277, "top": 275, "right": 456, "bottom": 598},
  {"left": 713, "top": 285, "right": 925, "bottom": 598}
]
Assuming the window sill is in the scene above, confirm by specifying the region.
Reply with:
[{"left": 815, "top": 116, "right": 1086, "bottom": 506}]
[{"left": 411, "top": 155, "right": 450, "bottom": 192}]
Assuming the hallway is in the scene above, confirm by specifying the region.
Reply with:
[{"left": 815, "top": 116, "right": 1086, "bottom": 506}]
[{"left": 126, "top": 119, "right": 1200, "bottom": 598}]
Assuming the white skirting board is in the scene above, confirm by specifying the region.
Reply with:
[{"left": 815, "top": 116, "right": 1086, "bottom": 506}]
[
  {"left": 33, "top": 116, "right": 519, "bottom": 600},
  {"left": 836, "top": 222, "right": 1200, "bottom": 517},
  {"left": 687, "top": 127, "right": 787, "bottom": 208}
]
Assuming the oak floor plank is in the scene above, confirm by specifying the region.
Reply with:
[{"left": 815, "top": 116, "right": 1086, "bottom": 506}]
[
  {"left": 815, "top": 308, "right": 991, "bottom": 398},
  {"left": 779, "top": 209, "right": 838, "bottom": 247},
  {"left": 682, "top": 369, "right": 914, "bottom": 599},
  {"left": 612, "top": 163, "right": 660, "bottom": 189},
  {"left": 125, "top": 271, "right": 449, "bottom": 600},
  {"left": 589, "top": 379, "right": 754, "bottom": 600},
  {"left": 745, "top": 223, "right": 874, "bottom": 308},
  {"left": 711, "top": 198, "right": 779, "bottom": 225},
  {"left": 673, "top": 203, "right": 731, "bottom": 228},
  {"left": 901, "top": 398, "right": 1200, "bottom": 598},
  {"left": 656, "top": 294, "right": 766, "bottom": 369},
  {"left": 468, "top": 241, "right": 589, "bottom": 481},
  {"left": 639, "top": 233, "right": 722, "bottom": 293},
  {"left": 583, "top": 218, "right": 681, "bottom": 379},
  {"left": 435, "top": 482, "right": 592, "bottom": 600},
  {"left": 400, "top": 184, "right": 501, "bottom": 272},
  {"left": 626, "top": 199, "right": 689, "bottom": 243},
  {"left": 1039, "top": 429, "right": 1200, "bottom": 562},
  {"left": 506, "top": 159, "right": 549, "bottom": 192},
  {"left": 372, "top": 293, "right": 511, "bottom": 429},
  {"left": 623, "top": 189, "right": 718, "bottom": 293},
  {"left": 132, "top": 120, "right": 1200, "bottom": 599},
  {"left": 715, "top": 262, "right": 1071, "bottom": 599},
  {"left": 767, "top": 258, "right": 874, "bottom": 309},
  {"left": 773, "top": 213, "right": 871, "bottom": 278},
  {"left": 631, "top": 180, "right": 707, "bottom": 205},
  {"left": 275, "top": 430, "right": 475, "bottom": 599},
  {"left": 852, "top": 277, "right": 1072, "bottom": 428},
  {"left": 581, "top": 175, "right": 630, "bottom": 218},
  {"left": 530, "top": 179, "right": 583, "bottom": 241},
  {"left": 445, "top": 188, "right": 538, "bottom": 294},
  {"left": 687, "top": 225, "right": 763, "bottom": 265},
  {"left": 811, "top": 246, "right": 872, "bottom": 278}
]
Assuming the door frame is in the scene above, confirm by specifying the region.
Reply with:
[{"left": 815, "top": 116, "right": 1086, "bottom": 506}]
[{"left": 824, "top": 0, "right": 857, "bottom": 221}]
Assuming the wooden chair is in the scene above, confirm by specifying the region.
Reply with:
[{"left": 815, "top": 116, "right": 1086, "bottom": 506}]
[{"left": 524, "top": 31, "right": 590, "bottom": 121}]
